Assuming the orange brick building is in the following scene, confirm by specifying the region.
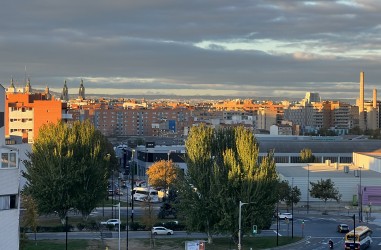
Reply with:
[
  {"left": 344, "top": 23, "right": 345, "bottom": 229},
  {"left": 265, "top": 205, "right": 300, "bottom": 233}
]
[{"left": 6, "top": 92, "right": 65, "bottom": 143}]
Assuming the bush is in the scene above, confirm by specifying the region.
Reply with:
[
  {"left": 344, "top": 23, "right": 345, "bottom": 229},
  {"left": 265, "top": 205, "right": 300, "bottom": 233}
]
[
  {"left": 86, "top": 220, "right": 99, "bottom": 230},
  {"left": 163, "top": 222, "right": 186, "bottom": 231},
  {"left": 37, "top": 224, "right": 74, "bottom": 232},
  {"left": 129, "top": 222, "right": 142, "bottom": 231},
  {"left": 77, "top": 222, "right": 86, "bottom": 231},
  {"left": 106, "top": 224, "right": 115, "bottom": 231}
]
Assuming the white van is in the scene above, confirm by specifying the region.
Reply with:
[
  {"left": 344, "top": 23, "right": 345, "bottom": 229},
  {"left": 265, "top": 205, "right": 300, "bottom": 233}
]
[{"left": 131, "top": 187, "right": 160, "bottom": 203}]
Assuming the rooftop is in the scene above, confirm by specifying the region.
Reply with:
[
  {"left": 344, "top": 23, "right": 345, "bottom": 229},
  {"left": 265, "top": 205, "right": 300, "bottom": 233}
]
[{"left": 277, "top": 164, "right": 381, "bottom": 178}]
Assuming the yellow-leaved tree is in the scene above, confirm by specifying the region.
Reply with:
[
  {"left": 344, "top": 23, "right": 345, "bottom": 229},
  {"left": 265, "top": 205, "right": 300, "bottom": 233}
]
[{"left": 146, "top": 160, "right": 179, "bottom": 191}]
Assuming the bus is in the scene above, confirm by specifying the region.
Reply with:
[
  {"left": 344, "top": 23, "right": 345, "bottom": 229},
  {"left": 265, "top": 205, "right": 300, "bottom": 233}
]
[
  {"left": 344, "top": 225, "right": 372, "bottom": 250},
  {"left": 131, "top": 187, "right": 160, "bottom": 203}
]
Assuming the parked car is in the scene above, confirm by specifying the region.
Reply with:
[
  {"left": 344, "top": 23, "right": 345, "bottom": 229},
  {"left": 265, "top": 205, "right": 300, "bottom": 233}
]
[
  {"left": 151, "top": 226, "right": 174, "bottom": 235},
  {"left": 278, "top": 212, "right": 293, "bottom": 220},
  {"left": 337, "top": 223, "right": 349, "bottom": 233},
  {"left": 100, "top": 219, "right": 121, "bottom": 226}
]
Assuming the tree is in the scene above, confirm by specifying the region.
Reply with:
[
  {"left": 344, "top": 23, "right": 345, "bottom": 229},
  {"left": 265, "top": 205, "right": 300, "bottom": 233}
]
[
  {"left": 299, "top": 148, "right": 315, "bottom": 163},
  {"left": 146, "top": 160, "right": 180, "bottom": 191},
  {"left": 277, "top": 180, "right": 301, "bottom": 210},
  {"left": 310, "top": 178, "right": 341, "bottom": 214},
  {"left": 175, "top": 125, "right": 279, "bottom": 243},
  {"left": 23, "top": 120, "right": 114, "bottom": 224},
  {"left": 21, "top": 194, "right": 38, "bottom": 243},
  {"left": 140, "top": 199, "right": 158, "bottom": 248}
]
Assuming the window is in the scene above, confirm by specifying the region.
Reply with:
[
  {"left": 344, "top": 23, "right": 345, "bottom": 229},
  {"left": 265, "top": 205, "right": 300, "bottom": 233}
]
[
  {"left": 0, "top": 195, "right": 17, "bottom": 210},
  {"left": 1, "top": 152, "right": 17, "bottom": 168},
  {"left": 1, "top": 153, "right": 8, "bottom": 168}
]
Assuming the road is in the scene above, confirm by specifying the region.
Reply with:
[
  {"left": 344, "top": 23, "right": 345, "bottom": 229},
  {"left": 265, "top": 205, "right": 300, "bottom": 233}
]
[
  {"left": 266, "top": 211, "right": 381, "bottom": 249},
  {"left": 26, "top": 208, "right": 381, "bottom": 249},
  {"left": 27, "top": 231, "right": 207, "bottom": 240}
]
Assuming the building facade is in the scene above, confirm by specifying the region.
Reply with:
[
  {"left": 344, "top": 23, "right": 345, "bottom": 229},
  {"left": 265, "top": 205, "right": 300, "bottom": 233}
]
[{"left": 0, "top": 84, "right": 20, "bottom": 249}]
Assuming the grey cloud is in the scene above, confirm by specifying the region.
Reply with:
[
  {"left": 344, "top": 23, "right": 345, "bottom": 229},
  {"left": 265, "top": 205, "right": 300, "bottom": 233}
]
[{"left": 0, "top": 0, "right": 380, "bottom": 99}]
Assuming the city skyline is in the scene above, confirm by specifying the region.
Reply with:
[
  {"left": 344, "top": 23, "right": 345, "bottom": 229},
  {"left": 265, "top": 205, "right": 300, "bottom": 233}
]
[{"left": 1, "top": 1, "right": 381, "bottom": 99}]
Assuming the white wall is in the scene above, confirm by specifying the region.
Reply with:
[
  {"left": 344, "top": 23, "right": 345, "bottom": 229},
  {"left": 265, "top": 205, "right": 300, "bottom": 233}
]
[{"left": 0, "top": 209, "right": 19, "bottom": 249}]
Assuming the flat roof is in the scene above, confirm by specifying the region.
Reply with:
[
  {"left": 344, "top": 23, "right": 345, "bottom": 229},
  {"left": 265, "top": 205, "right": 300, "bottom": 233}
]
[{"left": 277, "top": 164, "right": 381, "bottom": 178}]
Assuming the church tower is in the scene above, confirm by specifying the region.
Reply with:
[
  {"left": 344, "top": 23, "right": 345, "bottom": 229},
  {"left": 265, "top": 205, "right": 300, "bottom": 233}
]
[
  {"left": 61, "top": 80, "right": 69, "bottom": 101},
  {"left": 44, "top": 86, "right": 52, "bottom": 100},
  {"left": 25, "top": 78, "right": 32, "bottom": 93},
  {"left": 7, "top": 78, "right": 16, "bottom": 93},
  {"left": 78, "top": 79, "right": 85, "bottom": 100}
]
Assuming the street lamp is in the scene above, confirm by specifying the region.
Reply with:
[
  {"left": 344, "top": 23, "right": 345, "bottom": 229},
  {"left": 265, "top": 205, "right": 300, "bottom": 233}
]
[
  {"left": 126, "top": 188, "right": 129, "bottom": 250},
  {"left": 111, "top": 155, "right": 114, "bottom": 218},
  {"left": 113, "top": 203, "right": 121, "bottom": 250},
  {"left": 118, "top": 177, "right": 121, "bottom": 204},
  {"left": 238, "top": 201, "right": 254, "bottom": 250},
  {"left": 165, "top": 150, "right": 175, "bottom": 200},
  {"left": 307, "top": 164, "right": 310, "bottom": 214},
  {"left": 104, "top": 154, "right": 111, "bottom": 218},
  {"left": 291, "top": 177, "right": 294, "bottom": 239},
  {"left": 359, "top": 166, "right": 363, "bottom": 222},
  {"left": 131, "top": 149, "right": 135, "bottom": 223}
]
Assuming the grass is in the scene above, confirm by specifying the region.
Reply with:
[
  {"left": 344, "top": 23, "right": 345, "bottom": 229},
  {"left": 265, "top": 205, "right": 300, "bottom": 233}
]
[
  {"left": 22, "top": 236, "right": 302, "bottom": 250},
  {"left": 101, "top": 198, "right": 128, "bottom": 207},
  {"left": 22, "top": 239, "right": 100, "bottom": 250}
]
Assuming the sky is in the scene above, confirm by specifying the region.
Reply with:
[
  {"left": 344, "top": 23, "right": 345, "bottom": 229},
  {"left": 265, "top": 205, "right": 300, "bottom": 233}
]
[{"left": 1, "top": 0, "right": 381, "bottom": 100}]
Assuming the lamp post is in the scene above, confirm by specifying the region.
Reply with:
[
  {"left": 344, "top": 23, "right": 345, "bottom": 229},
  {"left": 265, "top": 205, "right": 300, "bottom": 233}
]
[
  {"left": 112, "top": 165, "right": 114, "bottom": 218},
  {"left": 352, "top": 214, "right": 356, "bottom": 249},
  {"left": 104, "top": 154, "right": 111, "bottom": 218},
  {"left": 238, "top": 201, "right": 254, "bottom": 250},
  {"left": 131, "top": 149, "right": 135, "bottom": 223},
  {"left": 307, "top": 164, "right": 310, "bottom": 214},
  {"left": 65, "top": 216, "right": 68, "bottom": 250},
  {"left": 359, "top": 166, "right": 363, "bottom": 222},
  {"left": 113, "top": 203, "right": 121, "bottom": 250},
  {"left": 126, "top": 187, "right": 129, "bottom": 250},
  {"left": 165, "top": 150, "right": 175, "bottom": 201},
  {"left": 118, "top": 177, "right": 121, "bottom": 204},
  {"left": 291, "top": 177, "right": 294, "bottom": 239},
  {"left": 276, "top": 201, "right": 279, "bottom": 246}
]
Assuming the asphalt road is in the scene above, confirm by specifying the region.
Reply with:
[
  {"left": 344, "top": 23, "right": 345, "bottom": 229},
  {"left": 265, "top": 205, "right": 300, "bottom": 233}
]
[{"left": 26, "top": 208, "right": 381, "bottom": 250}]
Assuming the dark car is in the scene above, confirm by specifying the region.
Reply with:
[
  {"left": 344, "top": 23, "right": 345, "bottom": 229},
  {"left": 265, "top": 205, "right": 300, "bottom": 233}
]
[{"left": 337, "top": 223, "right": 349, "bottom": 233}]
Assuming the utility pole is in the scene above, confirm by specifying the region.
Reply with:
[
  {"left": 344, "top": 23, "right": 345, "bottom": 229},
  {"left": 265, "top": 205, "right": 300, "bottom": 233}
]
[{"left": 131, "top": 149, "right": 135, "bottom": 223}]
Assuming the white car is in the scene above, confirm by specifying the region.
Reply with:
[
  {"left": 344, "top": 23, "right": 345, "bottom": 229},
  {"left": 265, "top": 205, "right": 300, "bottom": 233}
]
[
  {"left": 100, "top": 219, "right": 121, "bottom": 226},
  {"left": 278, "top": 212, "right": 293, "bottom": 220},
  {"left": 151, "top": 226, "right": 174, "bottom": 235}
]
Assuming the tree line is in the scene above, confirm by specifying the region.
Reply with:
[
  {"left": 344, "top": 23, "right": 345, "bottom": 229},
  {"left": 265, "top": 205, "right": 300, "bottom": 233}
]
[{"left": 22, "top": 121, "right": 342, "bottom": 243}]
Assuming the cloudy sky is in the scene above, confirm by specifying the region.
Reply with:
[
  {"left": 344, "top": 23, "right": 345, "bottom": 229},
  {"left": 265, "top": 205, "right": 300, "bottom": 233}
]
[{"left": 1, "top": 0, "right": 381, "bottom": 100}]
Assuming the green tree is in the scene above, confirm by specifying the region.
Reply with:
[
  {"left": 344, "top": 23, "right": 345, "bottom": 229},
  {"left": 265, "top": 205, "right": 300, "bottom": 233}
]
[
  {"left": 277, "top": 180, "right": 301, "bottom": 210},
  {"left": 299, "top": 148, "right": 315, "bottom": 163},
  {"left": 21, "top": 194, "right": 38, "bottom": 243},
  {"left": 23, "top": 120, "right": 114, "bottom": 224},
  {"left": 310, "top": 178, "right": 341, "bottom": 214},
  {"left": 175, "top": 125, "right": 278, "bottom": 243}
]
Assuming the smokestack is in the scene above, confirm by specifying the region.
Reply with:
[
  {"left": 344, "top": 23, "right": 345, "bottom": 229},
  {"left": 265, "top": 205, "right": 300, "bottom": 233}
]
[
  {"left": 360, "top": 71, "right": 364, "bottom": 112},
  {"left": 373, "top": 88, "right": 377, "bottom": 109},
  {"left": 359, "top": 71, "right": 366, "bottom": 131}
]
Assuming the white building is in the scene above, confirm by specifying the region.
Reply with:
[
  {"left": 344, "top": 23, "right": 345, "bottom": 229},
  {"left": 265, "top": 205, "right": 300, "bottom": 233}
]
[{"left": 0, "top": 84, "right": 20, "bottom": 249}]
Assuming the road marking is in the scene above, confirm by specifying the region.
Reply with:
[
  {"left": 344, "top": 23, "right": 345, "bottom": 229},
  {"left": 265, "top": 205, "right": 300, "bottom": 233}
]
[{"left": 272, "top": 230, "right": 282, "bottom": 236}]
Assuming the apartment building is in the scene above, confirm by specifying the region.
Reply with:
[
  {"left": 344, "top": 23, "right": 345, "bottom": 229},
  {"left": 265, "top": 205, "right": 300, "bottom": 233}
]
[
  {"left": 71, "top": 104, "right": 194, "bottom": 137},
  {"left": 284, "top": 100, "right": 354, "bottom": 134},
  {"left": 6, "top": 91, "right": 66, "bottom": 143},
  {"left": 0, "top": 84, "right": 20, "bottom": 249}
]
